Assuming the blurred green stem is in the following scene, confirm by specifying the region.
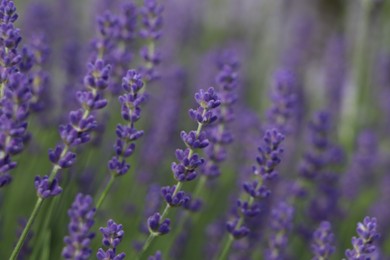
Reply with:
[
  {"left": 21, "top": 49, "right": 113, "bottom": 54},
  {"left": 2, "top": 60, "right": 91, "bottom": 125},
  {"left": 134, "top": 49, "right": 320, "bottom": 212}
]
[
  {"left": 218, "top": 235, "right": 234, "bottom": 260},
  {"left": 96, "top": 175, "right": 115, "bottom": 209},
  {"left": 10, "top": 198, "right": 44, "bottom": 260}
]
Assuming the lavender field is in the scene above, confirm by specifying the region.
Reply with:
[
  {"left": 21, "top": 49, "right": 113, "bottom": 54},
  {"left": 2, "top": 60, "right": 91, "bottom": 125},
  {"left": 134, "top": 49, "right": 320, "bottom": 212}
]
[{"left": 0, "top": 0, "right": 389, "bottom": 259}]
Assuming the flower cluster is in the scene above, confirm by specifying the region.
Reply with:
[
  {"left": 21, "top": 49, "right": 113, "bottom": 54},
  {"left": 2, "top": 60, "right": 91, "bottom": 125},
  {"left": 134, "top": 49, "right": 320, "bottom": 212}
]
[
  {"left": 202, "top": 51, "right": 239, "bottom": 179},
  {"left": 345, "top": 216, "right": 380, "bottom": 260},
  {"left": 227, "top": 129, "right": 285, "bottom": 240},
  {"left": 0, "top": 0, "right": 21, "bottom": 84},
  {"left": 266, "top": 201, "right": 294, "bottom": 260},
  {"left": 108, "top": 70, "right": 145, "bottom": 176},
  {"left": 145, "top": 87, "right": 221, "bottom": 238},
  {"left": 299, "top": 111, "right": 332, "bottom": 180},
  {"left": 25, "top": 33, "right": 50, "bottom": 113},
  {"left": 97, "top": 219, "right": 126, "bottom": 260},
  {"left": 266, "top": 68, "right": 297, "bottom": 135},
  {"left": 139, "top": 0, "right": 163, "bottom": 81},
  {"left": 34, "top": 59, "right": 111, "bottom": 198},
  {"left": 0, "top": 73, "right": 31, "bottom": 187},
  {"left": 62, "top": 193, "right": 96, "bottom": 260},
  {"left": 0, "top": 0, "right": 32, "bottom": 188},
  {"left": 311, "top": 221, "right": 335, "bottom": 260}
]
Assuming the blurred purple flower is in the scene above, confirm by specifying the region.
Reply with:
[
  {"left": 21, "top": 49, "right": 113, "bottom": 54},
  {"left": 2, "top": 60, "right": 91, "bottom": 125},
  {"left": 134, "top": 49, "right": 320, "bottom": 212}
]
[
  {"left": 311, "top": 221, "right": 335, "bottom": 260},
  {"left": 62, "top": 193, "right": 96, "bottom": 260},
  {"left": 345, "top": 217, "right": 380, "bottom": 260},
  {"left": 97, "top": 219, "right": 126, "bottom": 260}
]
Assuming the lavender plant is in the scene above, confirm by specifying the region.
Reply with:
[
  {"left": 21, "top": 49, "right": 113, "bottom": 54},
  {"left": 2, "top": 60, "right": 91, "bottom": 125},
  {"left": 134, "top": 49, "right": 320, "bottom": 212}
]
[
  {"left": 217, "top": 128, "right": 285, "bottom": 259},
  {"left": 137, "top": 87, "right": 221, "bottom": 258},
  {"left": 0, "top": 0, "right": 31, "bottom": 188},
  {"left": 62, "top": 193, "right": 96, "bottom": 259},
  {"left": 1, "top": 0, "right": 390, "bottom": 260}
]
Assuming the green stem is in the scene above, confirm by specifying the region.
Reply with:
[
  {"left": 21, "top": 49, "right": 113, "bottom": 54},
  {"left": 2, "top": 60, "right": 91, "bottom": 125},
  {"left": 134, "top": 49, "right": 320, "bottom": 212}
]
[
  {"left": 217, "top": 235, "right": 234, "bottom": 260},
  {"left": 10, "top": 197, "right": 44, "bottom": 260},
  {"left": 96, "top": 175, "right": 115, "bottom": 209}
]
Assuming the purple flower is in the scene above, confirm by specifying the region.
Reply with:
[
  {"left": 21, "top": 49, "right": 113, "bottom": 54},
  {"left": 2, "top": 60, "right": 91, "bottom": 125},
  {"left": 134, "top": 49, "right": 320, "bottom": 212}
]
[
  {"left": 0, "top": 0, "right": 21, "bottom": 74},
  {"left": 108, "top": 70, "right": 145, "bottom": 177},
  {"left": 298, "top": 111, "right": 332, "bottom": 180},
  {"left": 265, "top": 202, "right": 294, "bottom": 260},
  {"left": 226, "top": 219, "right": 250, "bottom": 239},
  {"left": 0, "top": 63, "right": 35, "bottom": 191},
  {"left": 91, "top": 11, "right": 120, "bottom": 61},
  {"left": 62, "top": 194, "right": 96, "bottom": 260},
  {"left": 311, "top": 221, "right": 335, "bottom": 260},
  {"left": 147, "top": 213, "right": 170, "bottom": 235},
  {"left": 171, "top": 149, "right": 204, "bottom": 182},
  {"left": 295, "top": 111, "right": 344, "bottom": 224},
  {"left": 34, "top": 175, "right": 62, "bottom": 199},
  {"left": 0, "top": 0, "right": 18, "bottom": 24},
  {"left": 139, "top": 0, "right": 163, "bottom": 81},
  {"left": 266, "top": 68, "right": 297, "bottom": 135},
  {"left": 100, "top": 219, "right": 124, "bottom": 248},
  {"left": 202, "top": 51, "right": 239, "bottom": 179},
  {"left": 97, "top": 219, "right": 126, "bottom": 260},
  {"left": 33, "top": 59, "right": 111, "bottom": 197},
  {"left": 161, "top": 185, "right": 190, "bottom": 207},
  {"left": 345, "top": 217, "right": 380, "bottom": 260},
  {"left": 22, "top": 33, "right": 51, "bottom": 113},
  {"left": 96, "top": 249, "right": 125, "bottom": 260},
  {"left": 0, "top": 72, "right": 31, "bottom": 187},
  {"left": 227, "top": 129, "right": 285, "bottom": 239}
]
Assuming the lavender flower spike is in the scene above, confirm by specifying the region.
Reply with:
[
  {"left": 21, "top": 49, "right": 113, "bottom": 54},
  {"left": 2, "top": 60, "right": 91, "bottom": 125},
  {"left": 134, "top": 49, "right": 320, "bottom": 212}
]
[
  {"left": 0, "top": 72, "right": 31, "bottom": 187},
  {"left": 97, "top": 219, "right": 126, "bottom": 260},
  {"left": 138, "top": 87, "right": 220, "bottom": 258},
  {"left": 62, "top": 193, "right": 96, "bottom": 260},
  {"left": 0, "top": 0, "right": 22, "bottom": 97},
  {"left": 139, "top": 0, "right": 163, "bottom": 81},
  {"left": 311, "top": 221, "right": 335, "bottom": 260},
  {"left": 96, "top": 70, "right": 146, "bottom": 209},
  {"left": 202, "top": 51, "right": 239, "bottom": 180},
  {"left": 0, "top": 0, "right": 31, "bottom": 188},
  {"left": 266, "top": 202, "right": 294, "bottom": 260},
  {"left": 345, "top": 216, "right": 380, "bottom": 260},
  {"left": 218, "top": 129, "right": 284, "bottom": 260},
  {"left": 35, "top": 59, "right": 111, "bottom": 198},
  {"left": 108, "top": 70, "right": 145, "bottom": 177},
  {"left": 227, "top": 129, "right": 284, "bottom": 239},
  {"left": 266, "top": 68, "right": 297, "bottom": 135}
]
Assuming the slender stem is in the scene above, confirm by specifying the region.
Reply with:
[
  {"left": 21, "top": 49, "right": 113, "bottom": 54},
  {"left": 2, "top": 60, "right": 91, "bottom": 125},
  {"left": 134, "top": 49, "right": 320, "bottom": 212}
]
[
  {"left": 217, "top": 235, "right": 234, "bottom": 260},
  {"left": 96, "top": 175, "right": 115, "bottom": 209},
  {"left": 9, "top": 81, "right": 94, "bottom": 259},
  {"left": 30, "top": 197, "right": 57, "bottom": 259},
  {"left": 10, "top": 197, "right": 44, "bottom": 260}
]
